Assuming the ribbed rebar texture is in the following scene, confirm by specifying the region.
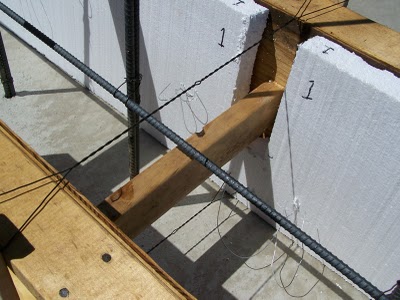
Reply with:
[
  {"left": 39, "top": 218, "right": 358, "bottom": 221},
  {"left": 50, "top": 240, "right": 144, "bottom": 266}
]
[
  {"left": 0, "top": 31, "right": 15, "bottom": 98},
  {"left": 125, "top": 0, "right": 140, "bottom": 178},
  {"left": 389, "top": 282, "right": 400, "bottom": 300},
  {"left": 0, "top": 2, "right": 387, "bottom": 299}
]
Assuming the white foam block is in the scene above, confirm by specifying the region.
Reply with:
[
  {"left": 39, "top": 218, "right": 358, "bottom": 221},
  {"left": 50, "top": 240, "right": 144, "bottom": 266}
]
[
  {"left": 0, "top": 1, "right": 267, "bottom": 149},
  {"left": 0, "top": 0, "right": 269, "bottom": 202},
  {"left": 0, "top": 0, "right": 127, "bottom": 113},
  {"left": 268, "top": 36, "right": 400, "bottom": 289},
  {"left": 139, "top": 0, "right": 267, "bottom": 148}
]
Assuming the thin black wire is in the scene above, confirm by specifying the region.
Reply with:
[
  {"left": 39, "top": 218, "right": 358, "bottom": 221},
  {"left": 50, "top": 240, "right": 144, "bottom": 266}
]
[
  {"left": 112, "top": 78, "right": 127, "bottom": 97},
  {"left": 0, "top": 170, "right": 69, "bottom": 251},
  {"left": 146, "top": 183, "right": 226, "bottom": 254},
  {"left": 0, "top": 168, "right": 69, "bottom": 196},
  {"left": 301, "top": 0, "right": 347, "bottom": 19},
  {"left": 0, "top": 180, "right": 53, "bottom": 205},
  {"left": 183, "top": 205, "right": 241, "bottom": 256},
  {"left": 299, "top": 0, "right": 313, "bottom": 19},
  {"left": 17, "top": 170, "right": 72, "bottom": 234},
  {"left": 0, "top": 99, "right": 152, "bottom": 249},
  {"left": 271, "top": 0, "right": 346, "bottom": 33},
  {"left": 303, "top": 6, "right": 343, "bottom": 22}
]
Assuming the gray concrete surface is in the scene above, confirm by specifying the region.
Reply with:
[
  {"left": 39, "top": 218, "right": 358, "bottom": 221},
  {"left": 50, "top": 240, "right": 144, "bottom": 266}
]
[
  {"left": 0, "top": 27, "right": 370, "bottom": 299},
  {"left": 348, "top": 0, "right": 400, "bottom": 32}
]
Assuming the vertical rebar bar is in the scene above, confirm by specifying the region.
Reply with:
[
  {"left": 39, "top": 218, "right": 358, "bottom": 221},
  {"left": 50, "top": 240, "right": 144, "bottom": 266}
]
[
  {"left": 125, "top": 0, "right": 140, "bottom": 178},
  {"left": 0, "top": 31, "right": 15, "bottom": 98}
]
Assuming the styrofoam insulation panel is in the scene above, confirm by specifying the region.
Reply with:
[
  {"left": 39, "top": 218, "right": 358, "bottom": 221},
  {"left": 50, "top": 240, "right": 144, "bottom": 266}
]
[
  {"left": 139, "top": 0, "right": 268, "bottom": 148},
  {"left": 242, "top": 36, "right": 399, "bottom": 290},
  {"left": 0, "top": 0, "right": 268, "bottom": 149}
]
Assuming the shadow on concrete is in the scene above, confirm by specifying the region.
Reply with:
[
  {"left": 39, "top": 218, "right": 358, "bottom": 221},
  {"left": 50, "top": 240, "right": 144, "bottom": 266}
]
[
  {"left": 16, "top": 87, "right": 83, "bottom": 96},
  {"left": 2, "top": 26, "right": 128, "bottom": 126},
  {"left": 107, "top": 0, "right": 125, "bottom": 69},
  {"left": 42, "top": 128, "right": 166, "bottom": 206},
  {"left": 135, "top": 198, "right": 354, "bottom": 299},
  {"left": 228, "top": 139, "right": 276, "bottom": 216},
  {"left": 108, "top": 0, "right": 172, "bottom": 146},
  {"left": 83, "top": 0, "right": 90, "bottom": 88},
  {"left": 136, "top": 199, "right": 274, "bottom": 299}
]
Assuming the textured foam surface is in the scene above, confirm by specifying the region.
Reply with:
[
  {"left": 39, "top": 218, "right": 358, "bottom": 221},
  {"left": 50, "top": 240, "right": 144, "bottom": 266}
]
[
  {"left": 139, "top": 0, "right": 267, "bottom": 147},
  {"left": 0, "top": 1, "right": 127, "bottom": 113},
  {"left": 0, "top": 0, "right": 267, "bottom": 149},
  {"left": 267, "top": 36, "right": 400, "bottom": 289}
]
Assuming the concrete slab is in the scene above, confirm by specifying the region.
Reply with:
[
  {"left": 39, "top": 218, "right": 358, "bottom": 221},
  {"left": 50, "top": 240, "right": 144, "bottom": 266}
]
[
  {"left": 0, "top": 27, "right": 368, "bottom": 299},
  {"left": 348, "top": 0, "right": 400, "bottom": 33}
]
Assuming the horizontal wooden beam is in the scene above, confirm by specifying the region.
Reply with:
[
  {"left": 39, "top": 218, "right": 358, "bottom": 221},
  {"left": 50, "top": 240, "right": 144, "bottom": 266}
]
[
  {"left": 0, "top": 121, "right": 192, "bottom": 299},
  {"left": 252, "top": 0, "right": 400, "bottom": 88},
  {"left": 101, "top": 82, "right": 283, "bottom": 237}
]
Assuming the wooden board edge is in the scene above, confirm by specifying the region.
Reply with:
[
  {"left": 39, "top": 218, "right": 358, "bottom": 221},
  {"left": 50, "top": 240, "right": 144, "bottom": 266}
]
[
  {"left": 0, "top": 253, "right": 19, "bottom": 300},
  {"left": 252, "top": 0, "right": 400, "bottom": 88},
  {"left": 0, "top": 120, "right": 195, "bottom": 300}
]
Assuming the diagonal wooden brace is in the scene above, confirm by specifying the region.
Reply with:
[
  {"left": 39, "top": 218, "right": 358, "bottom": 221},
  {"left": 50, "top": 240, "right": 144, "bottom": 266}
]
[{"left": 100, "top": 82, "right": 283, "bottom": 237}]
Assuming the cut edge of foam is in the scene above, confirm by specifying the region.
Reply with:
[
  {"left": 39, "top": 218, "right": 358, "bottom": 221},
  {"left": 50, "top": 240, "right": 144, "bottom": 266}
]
[
  {"left": 300, "top": 36, "right": 400, "bottom": 100},
  {"left": 219, "top": 0, "right": 268, "bottom": 15}
]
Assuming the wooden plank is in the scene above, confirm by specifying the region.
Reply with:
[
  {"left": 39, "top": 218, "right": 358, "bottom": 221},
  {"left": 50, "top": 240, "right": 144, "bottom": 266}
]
[
  {"left": 0, "top": 121, "right": 193, "bottom": 299},
  {"left": 251, "top": 0, "right": 400, "bottom": 89},
  {"left": 0, "top": 253, "right": 19, "bottom": 300},
  {"left": 9, "top": 271, "right": 35, "bottom": 300},
  {"left": 101, "top": 82, "right": 283, "bottom": 237}
]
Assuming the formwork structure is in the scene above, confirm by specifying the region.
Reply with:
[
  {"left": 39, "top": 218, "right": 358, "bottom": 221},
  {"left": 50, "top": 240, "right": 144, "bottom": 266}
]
[{"left": 0, "top": 0, "right": 399, "bottom": 299}]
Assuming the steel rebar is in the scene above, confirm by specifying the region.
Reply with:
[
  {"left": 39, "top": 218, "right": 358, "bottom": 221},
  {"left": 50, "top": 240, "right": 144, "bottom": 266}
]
[
  {"left": 125, "top": 0, "right": 140, "bottom": 178},
  {"left": 0, "top": 30, "right": 15, "bottom": 98},
  {"left": 0, "top": 3, "right": 387, "bottom": 299}
]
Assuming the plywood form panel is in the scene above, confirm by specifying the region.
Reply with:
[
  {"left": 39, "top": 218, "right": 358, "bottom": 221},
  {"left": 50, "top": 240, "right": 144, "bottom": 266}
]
[{"left": 0, "top": 121, "right": 192, "bottom": 299}]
